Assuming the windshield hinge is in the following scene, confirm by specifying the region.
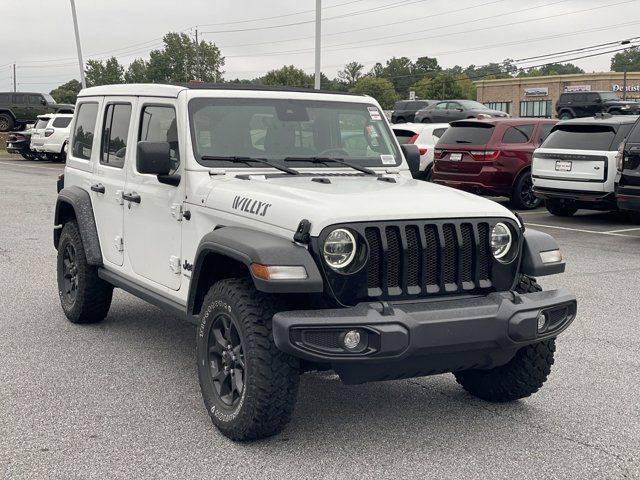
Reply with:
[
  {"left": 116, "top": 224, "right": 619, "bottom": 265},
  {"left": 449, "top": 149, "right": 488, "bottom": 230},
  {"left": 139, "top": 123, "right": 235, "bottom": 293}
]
[
  {"left": 171, "top": 203, "right": 184, "bottom": 221},
  {"left": 114, "top": 236, "right": 124, "bottom": 252},
  {"left": 169, "top": 256, "right": 181, "bottom": 274}
]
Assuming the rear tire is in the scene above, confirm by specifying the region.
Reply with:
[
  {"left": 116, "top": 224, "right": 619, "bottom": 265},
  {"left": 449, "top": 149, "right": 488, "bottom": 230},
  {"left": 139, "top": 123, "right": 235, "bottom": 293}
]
[
  {"left": 0, "top": 113, "right": 14, "bottom": 132},
  {"left": 558, "top": 111, "right": 573, "bottom": 120},
  {"left": 395, "top": 117, "right": 406, "bottom": 124},
  {"left": 56, "top": 220, "right": 113, "bottom": 323},
  {"left": 454, "top": 275, "right": 556, "bottom": 402},
  {"left": 197, "top": 278, "right": 300, "bottom": 441},
  {"left": 511, "top": 171, "right": 541, "bottom": 210},
  {"left": 546, "top": 199, "right": 578, "bottom": 217},
  {"left": 421, "top": 118, "right": 432, "bottom": 123}
]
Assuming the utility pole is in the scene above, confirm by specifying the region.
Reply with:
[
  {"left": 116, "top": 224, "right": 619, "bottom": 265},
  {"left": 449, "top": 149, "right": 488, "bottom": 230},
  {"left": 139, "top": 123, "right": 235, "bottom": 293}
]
[
  {"left": 314, "top": 0, "right": 321, "bottom": 90},
  {"left": 13, "top": 63, "right": 16, "bottom": 92},
  {"left": 70, "top": 0, "right": 86, "bottom": 89},
  {"left": 621, "top": 39, "right": 631, "bottom": 101}
]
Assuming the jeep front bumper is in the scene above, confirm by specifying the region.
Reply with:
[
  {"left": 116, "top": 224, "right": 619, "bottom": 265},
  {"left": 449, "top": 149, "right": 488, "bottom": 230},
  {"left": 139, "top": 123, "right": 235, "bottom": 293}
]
[{"left": 272, "top": 289, "right": 576, "bottom": 384}]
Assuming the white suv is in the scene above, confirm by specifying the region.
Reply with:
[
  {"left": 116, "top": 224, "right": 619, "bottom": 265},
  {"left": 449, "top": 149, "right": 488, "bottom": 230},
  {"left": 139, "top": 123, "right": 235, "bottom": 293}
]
[
  {"left": 54, "top": 84, "right": 576, "bottom": 441},
  {"left": 31, "top": 113, "right": 73, "bottom": 162},
  {"left": 532, "top": 115, "right": 638, "bottom": 216},
  {"left": 391, "top": 122, "right": 449, "bottom": 180}
]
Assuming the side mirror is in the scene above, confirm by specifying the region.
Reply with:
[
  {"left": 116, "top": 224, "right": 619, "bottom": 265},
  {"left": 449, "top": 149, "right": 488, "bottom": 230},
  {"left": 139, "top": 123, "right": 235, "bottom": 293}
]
[
  {"left": 400, "top": 144, "right": 420, "bottom": 177},
  {"left": 41, "top": 99, "right": 47, "bottom": 105},
  {"left": 456, "top": 108, "right": 464, "bottom": 112},
  {"left": 594, "top": 98, "right": 602, "bottom": 103},
  {"left": 137, "top": 141, "right": 171, "bottom": 175}
]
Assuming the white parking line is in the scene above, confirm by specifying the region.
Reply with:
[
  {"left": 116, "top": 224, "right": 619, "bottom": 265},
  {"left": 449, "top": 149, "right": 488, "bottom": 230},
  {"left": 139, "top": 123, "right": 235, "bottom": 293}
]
[
  {"left": 514, "top": 210, "right": 549, "bottom": 216},
  {"left": 525, "top": 222, "right": 636, "bottom": 238},
  {"left": 606, "top": 227, "right": 640, "bottom": 233},
  {"left": 0, "top": 161, "right": 63, "bottom": 171}
]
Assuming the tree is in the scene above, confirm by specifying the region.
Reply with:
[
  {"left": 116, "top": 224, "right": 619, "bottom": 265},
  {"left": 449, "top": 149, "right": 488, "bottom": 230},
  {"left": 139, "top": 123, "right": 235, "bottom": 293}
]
[
  {"left": 50, "top": 79, "right": 82, "bottom": 104},
  {"left": 349, "top": 77, "right": 398, "bottom": 109},
  {"left": 411, "top": 72, "right": 476, "bottom": 100},
  {"left": 414, "top": 56, "right": 441, "bottom": 75},
  {"left": 382, "top": 56, "right": 415, "bottom": 98},
  {"left": 85, "top": 57, "right": 124, "bottom": 87},
  {"left": 369, "top": 62, "right": 385, "bottom": 78},
  {"left": 518, "top": 62, "right": 584, "bottom": 77},
  {"left": 124, "top": 58, "right": 149, "bottom": 83},
  {"left": 611, "top": 47, "right": 640, "bottom": 72},
  {"left": 258, "top": 65, "right": 313, "bottom": 88},
  {"left": 337, "top": 61, "right": 364, "bottom": 88},
  {"left": 464, "top": 61, "right": 513, "bottom": 81}
]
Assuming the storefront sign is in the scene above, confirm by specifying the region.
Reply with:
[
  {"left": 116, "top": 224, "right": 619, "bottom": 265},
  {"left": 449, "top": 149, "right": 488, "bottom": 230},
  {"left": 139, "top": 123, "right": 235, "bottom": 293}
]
[
  {"left": 612, "top": 84, "right": 640, "bottom": 92},
  {"left": 564, "top": 85, "right": 591, "bottom": 92},
  {"left": 524, "top": 87, "right": 548, "bottom": 96}
]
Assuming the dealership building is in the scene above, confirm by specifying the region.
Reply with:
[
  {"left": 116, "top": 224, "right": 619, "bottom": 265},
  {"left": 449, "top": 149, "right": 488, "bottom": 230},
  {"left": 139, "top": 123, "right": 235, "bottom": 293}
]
[{"left": 475, "top": 72, "right": 640, "bottom": 118}]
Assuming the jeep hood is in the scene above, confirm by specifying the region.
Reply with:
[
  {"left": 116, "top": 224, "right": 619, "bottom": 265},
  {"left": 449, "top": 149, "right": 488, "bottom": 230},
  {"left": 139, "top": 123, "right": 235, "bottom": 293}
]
[{"left": 204, "top": 174, "right": 518, "bottom": 236}]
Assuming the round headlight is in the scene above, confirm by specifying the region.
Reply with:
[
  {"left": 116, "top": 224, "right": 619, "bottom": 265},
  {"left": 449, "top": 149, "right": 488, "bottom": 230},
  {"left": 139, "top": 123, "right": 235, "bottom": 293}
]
[
  {"left": 491, "top": 222, "right": 513, "bottom": 261},
  {"left": 323, "top": 229, "right": 356, "bottom": 269}
]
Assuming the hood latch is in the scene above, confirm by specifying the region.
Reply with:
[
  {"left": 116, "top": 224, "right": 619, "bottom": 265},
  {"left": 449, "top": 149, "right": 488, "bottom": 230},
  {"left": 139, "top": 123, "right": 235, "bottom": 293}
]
[{"left": 293, "top": 219, "right": 311, "bottom": 244}]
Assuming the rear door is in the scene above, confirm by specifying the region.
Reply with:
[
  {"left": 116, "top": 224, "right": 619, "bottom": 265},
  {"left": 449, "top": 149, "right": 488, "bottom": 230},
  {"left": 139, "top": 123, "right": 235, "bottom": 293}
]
[
  {"left": 27, "top": 94, "right": 48, "bottom": 118},
  {"left": 11, "top": 93, "right": 28, "bottom": 121},
  {"left": 435, "top": 122, "right": 495, "bottom": 174}
]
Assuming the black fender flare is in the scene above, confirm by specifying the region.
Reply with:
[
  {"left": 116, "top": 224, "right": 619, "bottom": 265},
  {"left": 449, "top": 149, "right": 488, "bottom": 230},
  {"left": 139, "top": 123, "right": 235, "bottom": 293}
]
[
  {"left": 54, "top": 186, "right": 103, "bottom": 266},
  {"left": 520, "top": 228, "right": 565, "bottom": 277},
  {"left": 187, "top": 227, "right": 324, "bottom": 315}
]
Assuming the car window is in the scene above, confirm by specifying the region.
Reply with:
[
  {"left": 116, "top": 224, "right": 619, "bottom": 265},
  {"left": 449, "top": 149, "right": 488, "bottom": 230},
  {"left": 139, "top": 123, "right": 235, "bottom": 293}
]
[
  {"left": 72, "top": 103, "right": 99, "bottom": 160},
  {"left": 628, "top": 121, "right": 640, "bottom": 143},
  {"left": 447, "top": 102, "right": 462, "bottom": 110},
  {"left": 537, "top": 124, "right": 555, "bottom": 144},
  {"left": 586, "top": 93, "right": 600, "bottom": 103},
  {"left": 27, "top": 94, "right": 44, "bottom": 105},
  {"left": 0, "top": 93, "right": 10, "bottom": 103},
  {"left": 432, "top": 128, "right": 446, "bottom": 138},
  {"left": 434, "top": 102, "right": 448, "bottom": 110},
  {"left": 572, "top": 94, "right": 586, "bottom": 103},
  {"left": 502, "top": 125, "right": 534, "bottom": 144},
  {"left": 394, "top": 101, "right": 407, "bottom": 110},
  {"left": 52, "top": 117, "right": 72, "bottom": 128},
  {"left": 542, "top": 125, "right": 618, "bottom": 151},
  {"left": 559, "top": 94, "right": 569, "bottom": 103},
  {"left": 34, "top": 118, "right": 50, "bottom": 129},
  {"left": 13, "top": 94, "right": 26, "bottom": 105},
  {"left": 393, "top": 128, "right": 418, "bottom": 144},
  {"left": 437, "top": 124, "right": 495, "bottom": 145},
  {"left": 101, "top": 104, "right": 132, "bottom": 168},
  {"left": 139, "top": 105, "right": 180, "bottom": 173}
]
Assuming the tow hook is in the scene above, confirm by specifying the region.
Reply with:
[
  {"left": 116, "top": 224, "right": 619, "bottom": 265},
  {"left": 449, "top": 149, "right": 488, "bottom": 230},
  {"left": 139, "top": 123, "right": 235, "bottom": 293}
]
[{"left": 509, "top": 291, "right": 523, "bottom": 305}]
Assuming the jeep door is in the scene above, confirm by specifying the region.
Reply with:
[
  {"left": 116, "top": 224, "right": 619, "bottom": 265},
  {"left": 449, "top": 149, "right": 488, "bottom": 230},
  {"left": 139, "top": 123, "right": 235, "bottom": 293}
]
[
  {"left": 11, "top": 93, "right": 28, "bottom": 122},
  {"left": 586, "top": 93, "right": 603, "bottom": 116},
  {"left": 91, "top": 99, "right": 132, "bottom": 267},
  {"left": 27, "top": 94, "right": 48, "bottom": 118},
  {"left": 123, "top": 102, "right": 183, "bottom": 291}
]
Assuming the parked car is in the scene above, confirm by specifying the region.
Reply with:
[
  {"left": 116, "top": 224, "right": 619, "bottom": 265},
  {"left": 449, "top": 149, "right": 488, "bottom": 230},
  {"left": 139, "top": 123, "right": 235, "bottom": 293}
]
[
  {"left": 30, "top": 113, "right": 73, "bottom": 162},
  {"left": 5, "top": 129, "right": 39, "bottom": 160},
  {"left": 555, "top": 91, "right": 640, "bottom": 120},
  {"left": 416, "top": 100, "right": 510, "bottom": 123},
  {"left": 0, "top": 91, "right": 74, "bottom": 132},
  {"left": 391, "top": 122, "right": 449, "bottom": 180},
  {"left": 616, "top": 116, "right": 640, "bottom": 221},
  {"left": 432, "top": 118, "right": 557, "bottom": 209},
  {"left": 391, "top": 100, "right": 435, "bottom": 123},
  {"left": 532, "top": 115, "right": 637, "bottom": 216}
]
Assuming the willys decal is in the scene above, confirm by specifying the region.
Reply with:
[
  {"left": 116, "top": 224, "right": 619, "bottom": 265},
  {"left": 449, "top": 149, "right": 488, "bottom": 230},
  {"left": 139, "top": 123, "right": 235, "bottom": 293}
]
[{"left": 232, "top": 196, "right": 272, "bottom": 217}]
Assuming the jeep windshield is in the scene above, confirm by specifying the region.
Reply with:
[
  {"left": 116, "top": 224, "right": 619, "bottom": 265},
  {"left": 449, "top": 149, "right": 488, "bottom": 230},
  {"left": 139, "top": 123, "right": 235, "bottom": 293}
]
[{"left": 188, "top": 98, "right": 401, "bottom": 169}]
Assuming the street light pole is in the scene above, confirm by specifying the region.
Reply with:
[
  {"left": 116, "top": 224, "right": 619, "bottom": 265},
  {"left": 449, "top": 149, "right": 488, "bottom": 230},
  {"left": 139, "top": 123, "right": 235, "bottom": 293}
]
[
  {"left": 314, "top": 0, "right": 321, "bottom": 90},
  {"left": 70, "top": 0, "right": 86, "bottom": 89}
]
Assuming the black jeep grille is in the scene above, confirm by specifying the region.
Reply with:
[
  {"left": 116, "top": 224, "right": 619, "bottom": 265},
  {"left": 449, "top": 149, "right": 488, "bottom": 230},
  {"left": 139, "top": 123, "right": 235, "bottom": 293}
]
[{"left": 363, "top": 220, "right": 493, "bottom": 297}]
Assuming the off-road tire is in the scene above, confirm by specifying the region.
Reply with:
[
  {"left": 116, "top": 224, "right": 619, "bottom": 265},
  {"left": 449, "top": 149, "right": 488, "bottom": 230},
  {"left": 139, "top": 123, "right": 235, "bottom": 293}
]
[
  {"left": 395, "top": 117, "right": 406, "bottom": 124},
  {"left": 558, "top": 111, "right": 573, "bottom": 120},
  {"left": 511, "top": 171, "right": 541, "bottom": 210},
  {"left": 0, "top": 113, "right": 14, "bottom": 132},
  {"left": 197, "top": 278, "right": 300, "bottom": 441},
  {"left": 421, "top": 118, "right": 432, "bottom": 123},
  {"left": 56, "top": 220, "right": 113, "bottom": 323},
  {"left": 454, "top": 275, "right": 556, "bottom": 402},
  {"left": 546, "top": 199, "right": 578, "bottom": 217}
]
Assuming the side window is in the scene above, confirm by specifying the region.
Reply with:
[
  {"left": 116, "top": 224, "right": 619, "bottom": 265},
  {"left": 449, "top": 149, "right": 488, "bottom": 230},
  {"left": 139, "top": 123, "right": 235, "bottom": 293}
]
[
  {"left": 447, "top": 102, "right": 462, "bottom": 110},
  {"left": 628, "top": 121, "right": 640, "bottom": 143},
  {"left": 586, "top": 93, "right": 600, "bottom": 103},
  {"left": 72, "top": 102, "right": 99, "bottom": 160},
  {"left": 139, "top": 105, "right": 179, "bottom": 172},
  {"left": 538, "top": 124, "right": 555, "bottom": 144},
  {"left": 502, "top": 125, "right": 534, "bottom": 144},
  {"left": 27, "top": 94, "right": 44, "bottom": 106},
  {"left": 0, "top": 93, "right": 10, "bottom": 103},
  {"left": 13, "top": 94, "right": 26, "bottom": 105},
  {"left": 432, "top": 128, "right": 446, "bottom": 139},
  {"left": 572, "top": 94, "right": 586, "bottom": 103},
  {"left": 435, "top": 102, "right": 448, "bottom": 110},
  {"left": 101, "top": 104, "right": 132, "bottom": 168},
  {"left": 559, "top": 94, "right": 569, "bottom": 103},
  {"left": 52, "top": 117, "right": 72, "bottom": 128}
]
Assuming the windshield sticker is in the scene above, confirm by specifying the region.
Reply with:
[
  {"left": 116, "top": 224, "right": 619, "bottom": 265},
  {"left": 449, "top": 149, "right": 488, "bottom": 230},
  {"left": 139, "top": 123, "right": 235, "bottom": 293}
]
[
  {"left": 380, "top": 155, "right": 395, "bottom": 165},
  {"left": 232, "top": 196, "right": 272, "bottom": 217},
  {"left": 368, "top": 107, "right": 382, "bottom": 121}
]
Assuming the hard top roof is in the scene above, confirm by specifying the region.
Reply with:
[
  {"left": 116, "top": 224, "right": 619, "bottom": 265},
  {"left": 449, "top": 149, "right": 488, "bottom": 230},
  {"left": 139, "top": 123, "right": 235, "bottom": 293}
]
[
  {"left": 558, "top": 115, "right": 639, "bottom": 126},
  {"left": 451, "top": 117, "right": 557, "bottom": 127}
]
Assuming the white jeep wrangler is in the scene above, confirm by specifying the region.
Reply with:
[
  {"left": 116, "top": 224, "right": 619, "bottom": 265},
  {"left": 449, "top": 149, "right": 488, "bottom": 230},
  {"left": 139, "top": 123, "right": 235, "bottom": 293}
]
[{"left": 54, "top": 84, "right": 577, "bottom": 441}]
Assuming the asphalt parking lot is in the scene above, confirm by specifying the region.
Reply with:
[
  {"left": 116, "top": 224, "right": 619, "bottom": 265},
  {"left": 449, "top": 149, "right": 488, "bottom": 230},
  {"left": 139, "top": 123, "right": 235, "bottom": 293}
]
[{"left": 1, "top": 154, "right": 638, "bottom": 480}]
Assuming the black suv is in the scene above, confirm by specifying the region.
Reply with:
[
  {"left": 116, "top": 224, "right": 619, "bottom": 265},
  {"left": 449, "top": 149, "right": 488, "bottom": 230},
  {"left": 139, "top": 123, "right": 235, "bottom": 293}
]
[
  {"left": 616, "top": 116, "right": 640, "bottom": 220},
  {"left": 0, "top": 92, "right": 74, "bottom": 132},
  {"left": 556, "top": 91, "right": 640, "bottom": 120},
  {"left": 391, "top": 100, "right": 435, "bottom": 123}
]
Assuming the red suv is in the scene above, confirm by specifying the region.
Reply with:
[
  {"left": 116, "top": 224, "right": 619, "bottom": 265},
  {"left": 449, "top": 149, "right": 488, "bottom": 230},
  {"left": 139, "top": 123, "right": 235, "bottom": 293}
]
[{"left": 432, "top": 118, "right": 557, "bottom": 209}]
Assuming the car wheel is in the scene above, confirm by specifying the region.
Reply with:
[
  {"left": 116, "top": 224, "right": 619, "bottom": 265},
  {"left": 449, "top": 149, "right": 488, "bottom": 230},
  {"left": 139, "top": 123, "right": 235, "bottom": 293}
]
[
  {"left": 558, "top": 111, "right": 573, "bottom": 120},
  {"left": 197, "top": 278, "right": 300, "bottom": 441},
  {"left": 454, "top": 276, "right": 555, "bottom": 402},
  {"left": 56, "top": 220, "right": 113, "bottom": 324},
  {"left": 20, "top": 152, "right": 37, "bottom": 161},
  {"left": 395, "top": 117, "right": 406, "bottom": 124},
  {"left": 511, "top": 171, "right": 541, "bottom": 210},
  {"left": 0, "top": 114, "right": 14, "bottom": 132},
  {"left": 546, "top": 199, "right": 578, "bottom": 217},
  {"left": 421, "top": 118, "right": 431, "bottom": 123},
  {"left": 425, "top": 165, "right": 433, "bottom": 182}
]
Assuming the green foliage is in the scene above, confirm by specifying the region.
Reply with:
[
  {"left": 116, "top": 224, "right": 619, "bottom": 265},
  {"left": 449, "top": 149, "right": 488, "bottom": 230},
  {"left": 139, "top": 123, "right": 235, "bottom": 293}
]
[
  {"left": 49, "top": 79, "right": 82, "bottom": 104},
  {"left": 412, "top": 72, "right": 476, "bottom": 100},
  {"left": 518, "top": 62, "right": 585, "bottom": 77},
  {"left": 414, "top": 56, "right": 441, "bottom": 75},
  {"left": 464, "top": 61, "right": 514, "bottom": 81},
  {"left": 611, "top": 47, "right": 640, "bottom": 72},
  {"left": 258, "top": 65, "right": 314, "bottom": 88},
  {"left": 124, "top": 59, "right": 149, "bottom": 83},
  {"left": 85, "top": 57, "right": 124, "bottom": 87},
  {"left": 349, "top": 77, "right": 399, "bottom": 109},
  {"left": 337, "top": 61, "right": 364, "bottom": 88}
]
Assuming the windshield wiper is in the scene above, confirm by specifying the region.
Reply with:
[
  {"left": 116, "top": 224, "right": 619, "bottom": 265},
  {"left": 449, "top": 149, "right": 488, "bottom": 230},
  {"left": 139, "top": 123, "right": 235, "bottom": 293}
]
[
  {"left": 283, "top": 156, "right": 377, "bottom": 176},
  {"left": 201, "top": 155, "right": 299, "bottom": 175}
]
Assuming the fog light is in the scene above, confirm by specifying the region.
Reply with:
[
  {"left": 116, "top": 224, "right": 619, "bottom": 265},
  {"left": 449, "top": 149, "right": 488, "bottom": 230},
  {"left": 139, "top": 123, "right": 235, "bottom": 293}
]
[
  {"left": 343, "top": 330, "right": 361, "bottom": 350},
  {"left": 537, "top": 312, "right": 547, "bottom": 332}
]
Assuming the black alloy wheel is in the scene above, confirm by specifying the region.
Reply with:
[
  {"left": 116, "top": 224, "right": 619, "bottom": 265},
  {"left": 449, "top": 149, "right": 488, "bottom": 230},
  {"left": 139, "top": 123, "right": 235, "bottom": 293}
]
[
  {"left": 512, "top": 172, "right": 541, "bottom": 210},
  {"left": 207, "top": 313, "right": 246, "bottom": 407},
  {"left": 61, "top": 243, "right": 79, "bottom": 304}
]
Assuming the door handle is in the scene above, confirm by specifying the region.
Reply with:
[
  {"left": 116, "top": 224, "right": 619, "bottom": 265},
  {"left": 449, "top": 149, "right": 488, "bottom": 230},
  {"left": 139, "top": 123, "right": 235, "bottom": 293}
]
[
  {"left": 122, "top": 192, "right": 141, "bottom": 204},
  {"left": 91, "top": 183, "right": 105, "bottom": 194}
]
